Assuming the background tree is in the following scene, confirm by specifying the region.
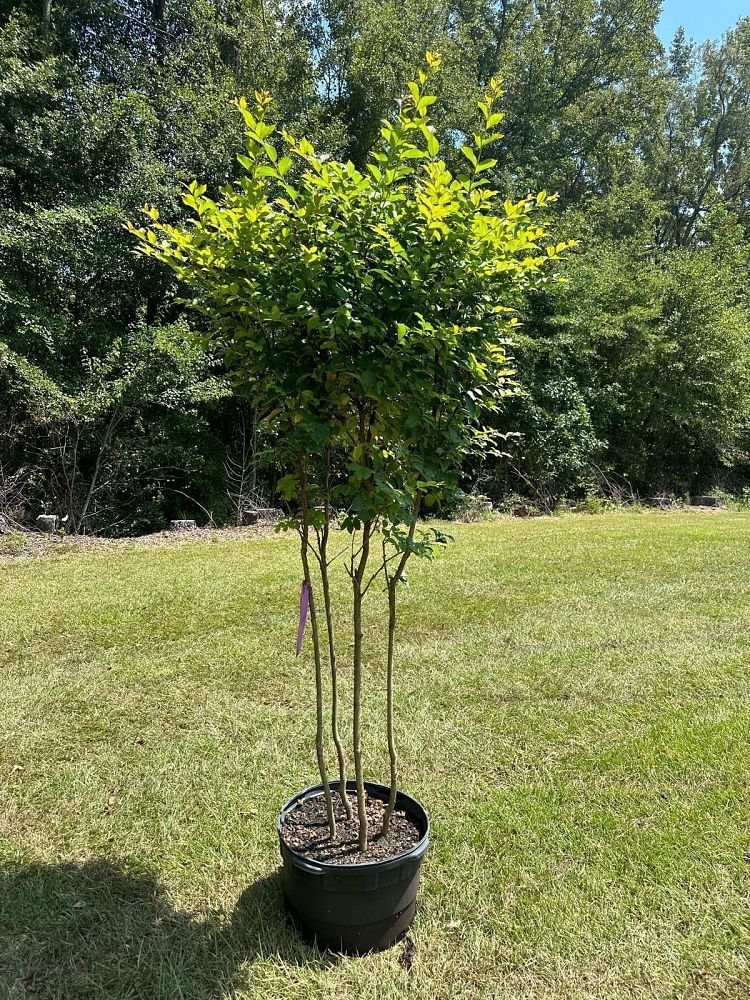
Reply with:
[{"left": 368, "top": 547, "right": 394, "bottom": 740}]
[
  {"left": 2, "top": 1, "right": 750, "bottom": 526},
  {"left": 0, "top": 0, "right": 320, "bottom": 531}
]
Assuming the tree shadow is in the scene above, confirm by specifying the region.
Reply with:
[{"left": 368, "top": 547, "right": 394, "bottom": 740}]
[{"left": 0, "top": 858, "right": 338, "bottom": 999}]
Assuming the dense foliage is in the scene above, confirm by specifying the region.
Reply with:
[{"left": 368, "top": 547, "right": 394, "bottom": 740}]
[{"left": 2, "top": 1, "right": 750, "bottom": 530}]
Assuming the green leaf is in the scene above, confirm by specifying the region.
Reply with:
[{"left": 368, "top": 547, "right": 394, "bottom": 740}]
[
  {"left": 475, "top": 159, "right": 497, "bottom": 174},
  {"left": 420, "top": 125, "right": 439, "bottom": 157},
  {"left": 276, "top": 474, "right": 297, "bottom": 499},
  {"left": 417, "top": 94, "right": 438, "bottom": 114}
]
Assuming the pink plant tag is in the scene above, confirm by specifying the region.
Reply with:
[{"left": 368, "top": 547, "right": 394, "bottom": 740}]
[{"left": 296, "top": 580, "right": 311, "bottom": 657}]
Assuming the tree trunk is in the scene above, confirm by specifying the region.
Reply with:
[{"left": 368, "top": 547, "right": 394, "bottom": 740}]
[
  {"left": 42, "top": 0, "right": 52, "bottom": 37},
  {"left": 76, "top": 409, "right": 120, "bottom": 533},
  {"left": 381, "top": 494, "right": 421, "bottom": 836},
  {"left": 299, "top": 462, "right": 336, "bottom": 839},
  {"left": 320, "top": 519, "right": 353, "bottom": 819},
  {"left": 382, "top": 578, "right": 399, "bottom": 836},
  {"left": 352, "top": 521, "right": 372, "bottom": 851}
]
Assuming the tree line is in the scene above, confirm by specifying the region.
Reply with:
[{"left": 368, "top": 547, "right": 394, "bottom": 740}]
[{"left": 1, "top": 0, "right": 749, "bottom": 532}]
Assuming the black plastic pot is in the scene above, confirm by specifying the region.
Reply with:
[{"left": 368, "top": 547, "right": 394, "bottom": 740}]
[{"left": 277, "top": 779, "right": 429, "bottom": 954}]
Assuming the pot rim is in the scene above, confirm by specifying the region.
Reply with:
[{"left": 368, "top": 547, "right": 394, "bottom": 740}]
[{"left": 277, "top": 779, "right": 430, "bottom": 873}]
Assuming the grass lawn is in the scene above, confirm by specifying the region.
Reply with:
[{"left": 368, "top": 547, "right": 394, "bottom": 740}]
[{"left": 1, "top": 512, "right": 749, "bottom": 999}]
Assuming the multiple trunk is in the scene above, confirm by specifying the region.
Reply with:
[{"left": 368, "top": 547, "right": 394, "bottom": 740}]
[{"left": 297, "top": 454, "right": 419, "bottom": 852}]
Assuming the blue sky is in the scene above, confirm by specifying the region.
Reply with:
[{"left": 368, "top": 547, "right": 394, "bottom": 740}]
[{"left": 657, "top": 0, "right": 747, "bottom": 46}]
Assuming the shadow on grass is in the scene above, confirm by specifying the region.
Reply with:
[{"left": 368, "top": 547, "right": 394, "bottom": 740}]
[{"left": 0, "top": 858, "right": 337, "bottom": 998}]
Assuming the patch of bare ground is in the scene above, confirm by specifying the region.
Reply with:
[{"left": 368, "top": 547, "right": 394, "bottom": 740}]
[{"left": 0, "top": 524, "right": 278, "bottom": 564}]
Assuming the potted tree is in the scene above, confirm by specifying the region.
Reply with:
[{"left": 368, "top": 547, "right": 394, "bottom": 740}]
[{"left": 128, "top": 52, "right": 571, "bottom": 953}]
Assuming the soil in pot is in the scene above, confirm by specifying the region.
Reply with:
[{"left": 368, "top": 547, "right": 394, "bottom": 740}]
[{"left": 282, "top": 789, "right": 421, "bottom": 865}]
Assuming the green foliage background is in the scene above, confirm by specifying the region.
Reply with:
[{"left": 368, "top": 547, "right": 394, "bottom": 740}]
[{"left": 2, "top": 0, "right": 750, "bottom": 530}]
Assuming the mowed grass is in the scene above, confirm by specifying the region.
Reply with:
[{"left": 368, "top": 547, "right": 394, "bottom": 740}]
[{"left": 1, "top": 513, "right": 749, "bottom": 1000}]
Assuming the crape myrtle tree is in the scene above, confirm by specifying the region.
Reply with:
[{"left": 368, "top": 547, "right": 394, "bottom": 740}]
[{"left": 129, "top": 53, "right": 573, "bottom": 851}]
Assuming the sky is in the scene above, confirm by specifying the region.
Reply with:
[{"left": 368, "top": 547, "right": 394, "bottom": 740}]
[{"left": 657, "top": 0, "right": 747, "bottom": 47}]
